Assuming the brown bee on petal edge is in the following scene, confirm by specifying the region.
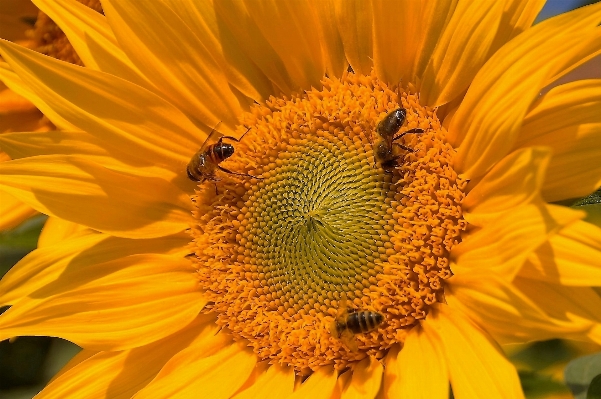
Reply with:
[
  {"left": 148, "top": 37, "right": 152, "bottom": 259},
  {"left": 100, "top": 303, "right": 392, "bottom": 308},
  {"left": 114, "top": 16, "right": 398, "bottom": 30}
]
[
  {"left": 187, "top": 126, "right": 263, "bottom": 193},
  {"left": 330, "top": 301, "right": 384, "bottom": 352},
  {"left": 373, "top": 108, "right": 424, "bottom": 173}
]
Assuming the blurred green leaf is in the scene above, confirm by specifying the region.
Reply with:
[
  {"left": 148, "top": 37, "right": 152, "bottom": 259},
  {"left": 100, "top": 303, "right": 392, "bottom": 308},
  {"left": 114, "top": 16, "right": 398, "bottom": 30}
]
[
  {"left": 519, "top": 370, "right": 570, "bottom": 398},
  {"left": 566, "top": 352, "right": 601, "bottom": 399},
  {"left": 0, "top": 215, "right": 46, "bottom": 277},
  {"left": 588, "top": 375, "right": 601, "bottom": 399}
]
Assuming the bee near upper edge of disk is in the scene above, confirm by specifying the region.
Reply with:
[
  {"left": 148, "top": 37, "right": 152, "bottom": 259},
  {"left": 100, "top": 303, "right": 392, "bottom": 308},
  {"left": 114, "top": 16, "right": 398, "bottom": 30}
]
[{"left": 373, "top": 107, "right": 425, "bottom": 173}]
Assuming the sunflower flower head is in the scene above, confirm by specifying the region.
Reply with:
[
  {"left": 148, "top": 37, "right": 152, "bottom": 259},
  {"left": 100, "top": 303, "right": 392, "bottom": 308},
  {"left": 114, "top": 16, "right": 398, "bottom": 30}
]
[{"left": 191, "top": 70, "right": 467, "bottom": 371}]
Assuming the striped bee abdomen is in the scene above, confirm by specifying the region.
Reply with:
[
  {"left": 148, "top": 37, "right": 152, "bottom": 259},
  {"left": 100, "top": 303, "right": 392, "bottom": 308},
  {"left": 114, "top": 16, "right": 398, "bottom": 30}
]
[{"left": 345, "top": 311, "right": 384, "bottom": 334}]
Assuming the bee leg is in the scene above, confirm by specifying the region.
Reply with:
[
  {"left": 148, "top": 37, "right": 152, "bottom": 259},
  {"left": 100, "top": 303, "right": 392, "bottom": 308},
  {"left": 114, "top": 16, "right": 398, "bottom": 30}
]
[
  {"left": 217, "top": 165, "right": 264, "bottom": 180},
  {"left": 392, "top": 142, "right": 415, "bottom": 153},
  {"left": 391, "top": 128, "right": 424, "bottom": 142},
  {"left": 221, "top": 126, "right": 251, "bottom": 143}
]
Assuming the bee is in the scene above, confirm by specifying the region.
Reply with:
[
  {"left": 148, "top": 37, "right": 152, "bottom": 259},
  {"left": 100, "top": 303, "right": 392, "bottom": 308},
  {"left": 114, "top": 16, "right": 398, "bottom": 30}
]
[
  {"left": 187, "top": 126, "right": 262, "bottom": 190},
  {"left": 330, "top": 301, "right": 384, "bottom": 352},
  {"left": 373, "top": 108, "right": 424, "bottom": 173}
]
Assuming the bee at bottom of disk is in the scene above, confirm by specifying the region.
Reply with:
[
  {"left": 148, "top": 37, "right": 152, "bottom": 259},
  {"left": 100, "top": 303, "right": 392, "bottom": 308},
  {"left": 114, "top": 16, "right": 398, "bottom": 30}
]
[
  {"left": 187, "top": 126, "right": 263, "bottom": 193},
  {"left": 329, "top": 303, "right": 384, "bottom": 352}
]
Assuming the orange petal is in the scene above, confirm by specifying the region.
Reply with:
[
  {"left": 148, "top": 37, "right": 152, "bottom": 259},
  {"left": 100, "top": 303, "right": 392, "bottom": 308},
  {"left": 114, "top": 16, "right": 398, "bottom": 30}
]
[
  {"left": 233, "top": 364, "right": 295, "bottom": 399},
  {"left": 0, "top": 39, "right": 206, "bottom": 170},
  {"left": 450, "top": 2, "right": 601, "bottom": 179},
  {"left": 0, "top": 155, "right": 193, "bottom": 238},
  {"left": 463, "top": 147, "right": 551, "bottom": 226},
  {"left": 341, "top": 357, "right": 383, "bottom": 399},
  {"left": 33, "top": 0, "right": 152, "bottom": 89},
  {"left": 135, "top": 341, "right": 256, "bottom": 399},
  {"left": 333, "top": 0, "right": 373, "bottom": 76},
  {"left": 420, "top": 0, "right": 504, "bottom": 107},
  {"left": 452, "top": 204, "right": 584, "bottom": 278},
  {"left": 385, "top": 327, "right": 448, "bottom": 399},
  {"left": 447, "top": 272, "right": 592, "bottom": 344},
  {"left": 0, "top": 190, "right": 37, "bottom": 231},
  {"left": 285, "top": 366, "right": 338, "bottom": 399},
  {"left": 520, "top": 220, "right": 601, "bottom": 286},
  {"left": 0, "top": 0, "right": 38, "bottom": 42},
  {"left": 243, "top": 0, "right": 326, "bottom": 91},
  {"left": 0, "top": 254, "right": 206, "bottom": 351},
  {"left": 433, "top": 305, "right": 525, "bottom": 399},
  {"left": 0, "top": 232, "right": 189, "bottom": 305},
  {"left": 37, "top": 315, "right": 219, "bottom": 399}
]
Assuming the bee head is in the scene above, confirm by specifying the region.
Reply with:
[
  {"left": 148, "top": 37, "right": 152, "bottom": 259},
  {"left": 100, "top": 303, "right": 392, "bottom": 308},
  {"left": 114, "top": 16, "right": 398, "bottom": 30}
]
[
  {"left": 377, "top": 108, "right": 406, "bottom": 139},
  {"left": 215, "top": 142, "right": 235, "bottom": 160}
]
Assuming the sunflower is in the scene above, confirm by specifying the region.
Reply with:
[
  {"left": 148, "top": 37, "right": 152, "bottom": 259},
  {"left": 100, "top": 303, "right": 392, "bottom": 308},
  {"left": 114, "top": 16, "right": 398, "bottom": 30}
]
[
  {"left": 0, "top": 0, "right": 102, "bottom": 230},
  {"left": 1, "top": 0, "right": 601, "bottom": 398}
]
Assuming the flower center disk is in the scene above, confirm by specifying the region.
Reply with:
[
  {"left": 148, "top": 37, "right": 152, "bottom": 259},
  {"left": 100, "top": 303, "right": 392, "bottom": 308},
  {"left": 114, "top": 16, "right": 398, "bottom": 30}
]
[{"left": 190, "top": 72, "right": 467, "bottom": 372}]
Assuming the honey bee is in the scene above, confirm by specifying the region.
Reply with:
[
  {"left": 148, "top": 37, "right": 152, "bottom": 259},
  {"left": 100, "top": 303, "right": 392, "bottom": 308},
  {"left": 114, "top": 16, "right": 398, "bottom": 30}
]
[
  {"left": 187, "top": 126, "right": 262, "bottom": 190},
  {"left": 373, "top": 108, "right": 424, "bottom": 173},
  {"left": 330, "top": 301, "right": 384, "bottom": 352}
]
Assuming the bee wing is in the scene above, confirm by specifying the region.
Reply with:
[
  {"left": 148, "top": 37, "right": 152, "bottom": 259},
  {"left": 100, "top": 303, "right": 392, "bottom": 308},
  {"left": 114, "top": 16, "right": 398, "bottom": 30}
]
[{"left": 199, "top": 123, "right": 223, "bottom": 152}]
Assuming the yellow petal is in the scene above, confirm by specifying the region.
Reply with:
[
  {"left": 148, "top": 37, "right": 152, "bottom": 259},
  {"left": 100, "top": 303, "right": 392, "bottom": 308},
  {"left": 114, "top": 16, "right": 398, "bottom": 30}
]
[
  {"left": 433, "top": 305, "right": 525, "bottom": 399},
  {"left": 341, "top": 357, "right": 383, "bottom": 399},
  {"left": 0, "top": 62, "right": 77, "bottom": 131},
  {"left": 243, "top": 0, "right": 326, "bottom": 91},
  {"left": 135, "top": 341, "right": 256, "bottom": 399},
  {"left": 285, "top": 366, "right": 338, "bottom": 399},
  {"left": 233, "top": 364, "right": 295, "bottom": 399},
  {"left": 0, "top": 254, "right": 206, "bottom": 351},
  {"left": 101, "top": 0, "right": 244, "bottom": 133},
  {"left": 518, "top": 79, "right": 601, "bottom": 202},
  {"left": 38, "top": 315, "right": 219, "bottom": 399},
  {"left": 333, "top": 0, "right": 373, "bottom": 76},
  {"left": 0, "top": 155, "right": 193, "bottom": 238},
  {"left": 463, "top": 147, "right": 551, "bottom": 226},
  {"left": 160, "top": 0, "right": 274, "bottom": 102},
  {"left": 372, "top": 0, "right": 421, "bottom": 84},
  {"left": 0, "top": 190, "right": 37, "bottom": 231},
  {"left": 0, "top": 40, "right": 206, "bottom": 169},
  {"left": 0, "top": 232, "right": 189, "bottom": 305},
  {"left": 212, "top": 0, "right": 295, "bottom": 94},
  {"left": 450, "top": 2, "right": 601, "bottom": 179},
  {"left": 0, "top": 130, "right": 193, "bottom": 194},
  {"left": 32, "top": 0, "right": 152, "bottom": 89},
  {"left": 312, "top": 0, "right": 346, "bottom": 78},
  {"left": 385, "top": 327, "right": 448, "bottom": 399},
  {"left": 420, "top": 0, "right": 504, "bottom": 107},
  {"left": 487, "top": 0, "right": 546, "bottom": 57},
  {"left": 37, "top": 217, "right": 97, "bottom": 248},
  {"left": 513, "top": 277, "right": 601, "bottom": 343},
  {"left": 520, "top": 220, "right": 601, "bottom": 286},
  {"left": 447, "top": 272, "right": 592, "bottom": 344},
  {"left": 452, "top": 204, "right": 584, "bottom": 279}
]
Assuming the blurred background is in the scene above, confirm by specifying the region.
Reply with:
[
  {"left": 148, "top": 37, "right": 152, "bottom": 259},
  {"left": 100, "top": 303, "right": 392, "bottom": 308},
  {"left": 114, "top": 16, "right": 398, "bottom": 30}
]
[{"left": 0, "top": 0, "right": 600, "bottom": 398}]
